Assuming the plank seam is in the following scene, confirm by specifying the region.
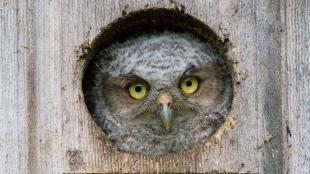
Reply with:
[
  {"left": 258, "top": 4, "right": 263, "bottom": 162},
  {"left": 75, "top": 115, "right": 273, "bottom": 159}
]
[{"left": 25, "top": 0, "right": 37, "bottom": 173}]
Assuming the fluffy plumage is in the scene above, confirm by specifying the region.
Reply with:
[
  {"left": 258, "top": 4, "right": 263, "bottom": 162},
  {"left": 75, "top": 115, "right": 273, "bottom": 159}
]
[{"left": 85, "top": 31, "right": 232, "bottom": 155}]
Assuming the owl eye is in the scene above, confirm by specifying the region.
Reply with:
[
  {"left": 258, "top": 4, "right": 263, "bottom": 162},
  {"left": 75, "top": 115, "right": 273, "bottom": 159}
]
[
  {"left": 179, "top": 76, "right": 199, "bottom": 95},
  {"left": 128, "top": 81, "right": 149, "bottom": 100}
]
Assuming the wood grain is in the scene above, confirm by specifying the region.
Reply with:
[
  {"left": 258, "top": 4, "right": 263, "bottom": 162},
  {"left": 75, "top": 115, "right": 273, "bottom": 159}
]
[
  {"left": 0, "top": 0, "right": 33, "bottom": 173},
  {"left": 281, "top": 0, "right": 310, "bottom": 173},
  {"left": 0, "top": 0, "right": 309, "bottom": 173}
]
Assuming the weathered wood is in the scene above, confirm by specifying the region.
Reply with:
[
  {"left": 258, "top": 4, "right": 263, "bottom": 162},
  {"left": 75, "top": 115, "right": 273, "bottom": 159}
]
[
  {"left": 0, "top": 0, "right": 33, "bottom": 173},
  {"left": 0, "top": 0, "right": 309, "bottom": 173},
  {"left": 281, "top": 0, "right": 310, "bottom": 173}
]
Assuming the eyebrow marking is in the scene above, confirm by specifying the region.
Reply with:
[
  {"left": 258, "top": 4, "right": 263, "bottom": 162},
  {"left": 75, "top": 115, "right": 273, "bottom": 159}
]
[
  {"left": 183, "top": 64, "right": 200, "bottom": 76},
  {"left": 118, "top": 72, "right": 140, "bottom": 80},
  {"left": 113, "top": 72, "right": 151, "bottom": 89}
]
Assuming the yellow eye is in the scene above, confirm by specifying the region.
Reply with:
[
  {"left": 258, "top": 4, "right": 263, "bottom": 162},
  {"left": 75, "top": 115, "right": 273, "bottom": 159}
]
[
  {"left": 180, "top": 76, "right": 199, "bottom": 94},
  {"left": 128, "top": 82, "right": 148, "bottom": 100}
]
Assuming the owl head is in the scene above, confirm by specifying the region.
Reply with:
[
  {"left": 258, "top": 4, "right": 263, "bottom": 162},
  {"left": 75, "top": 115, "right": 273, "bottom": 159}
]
[{"left": 85, "top": 31, "right": 232, "bottom": 155}]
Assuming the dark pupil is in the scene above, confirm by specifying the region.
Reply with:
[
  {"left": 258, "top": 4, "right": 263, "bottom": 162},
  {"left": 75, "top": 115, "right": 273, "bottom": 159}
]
[
  {"left": 135, "top": 85, "right": 142, "bottom": 92},
  {"left": 186, "top": 80, "right": 192, "bottom": 87}
]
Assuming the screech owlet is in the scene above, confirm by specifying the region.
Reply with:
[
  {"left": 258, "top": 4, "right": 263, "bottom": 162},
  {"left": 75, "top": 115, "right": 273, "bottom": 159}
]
[{"left": 84, "top": 31, "right": 233, "bottom": 155}]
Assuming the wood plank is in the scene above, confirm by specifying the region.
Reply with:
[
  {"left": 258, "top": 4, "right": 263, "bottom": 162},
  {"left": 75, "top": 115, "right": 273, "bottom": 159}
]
[
  {"left": 32, "top": 1, "right": 64, "bottom": 173},
  {"left": 0, "top": 0, "right": 33, "bottom": 173},
  {"left": 254, "top": 0, "right": 284, "bottom": 173},
  {"left": 282, "top": 0, "right": 310, "bottom": 173}
]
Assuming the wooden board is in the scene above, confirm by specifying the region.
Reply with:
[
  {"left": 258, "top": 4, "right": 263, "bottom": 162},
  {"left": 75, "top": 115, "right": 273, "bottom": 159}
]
[{"left": 0, "top": 0, "right": 309, "bottom": 173}]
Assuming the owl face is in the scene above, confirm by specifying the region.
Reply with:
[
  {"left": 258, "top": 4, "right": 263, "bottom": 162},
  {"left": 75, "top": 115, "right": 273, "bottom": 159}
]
[{"left": 87, "top": 32, "right": 232, "bottom": 155}]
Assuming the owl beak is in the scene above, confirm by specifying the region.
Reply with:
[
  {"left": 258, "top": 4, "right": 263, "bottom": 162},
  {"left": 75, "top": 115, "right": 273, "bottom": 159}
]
[
  {"left": 157, "top": 93, "right": 173, "bottom": 133},
  {"left": 159, "top": 103, "right": 173, "bottom": 132}
]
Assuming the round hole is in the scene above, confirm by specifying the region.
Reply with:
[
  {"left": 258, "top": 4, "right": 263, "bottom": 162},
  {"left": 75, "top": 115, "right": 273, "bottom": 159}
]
[{"left": 82, "top": 8, "right": 233, "bottom": 155}]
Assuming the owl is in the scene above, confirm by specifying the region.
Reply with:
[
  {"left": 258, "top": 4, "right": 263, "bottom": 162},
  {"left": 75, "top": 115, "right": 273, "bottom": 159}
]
[{"left": 84, "top": 31, "right": 232, "bottom": 155}]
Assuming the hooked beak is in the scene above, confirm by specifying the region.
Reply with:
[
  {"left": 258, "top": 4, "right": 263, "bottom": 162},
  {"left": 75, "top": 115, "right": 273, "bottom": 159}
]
[{"left": 157, "top": 93, "right": 173, "bottom": 132}]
